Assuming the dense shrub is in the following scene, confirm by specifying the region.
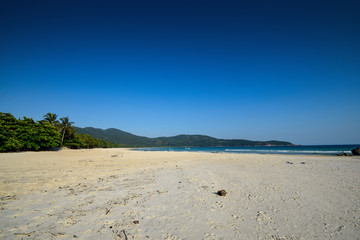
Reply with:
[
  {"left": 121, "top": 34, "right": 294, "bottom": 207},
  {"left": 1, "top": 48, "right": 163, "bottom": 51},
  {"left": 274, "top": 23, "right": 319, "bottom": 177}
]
[
  {"left": 0, "top": 112, "right": 122, "bottom": 152},
  {"left": 65, "top": 134, "right": 123, "bottom": 149},
  {"left": 0, "top": 113, "right": 61, "bottom": 152}
]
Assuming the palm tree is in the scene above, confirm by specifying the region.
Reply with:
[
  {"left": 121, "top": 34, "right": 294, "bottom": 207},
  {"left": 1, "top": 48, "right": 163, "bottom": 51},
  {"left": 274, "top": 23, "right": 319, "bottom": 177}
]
[
  {"left": 60, "top": 117, "right": 74, "bottom": 145},
  {"left": 43, "top": 113, "right": 58, "bottom": 126}
]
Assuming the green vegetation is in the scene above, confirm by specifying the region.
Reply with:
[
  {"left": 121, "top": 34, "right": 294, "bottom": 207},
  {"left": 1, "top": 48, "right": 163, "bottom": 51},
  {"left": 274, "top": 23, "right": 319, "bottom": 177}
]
[
  {"left": 59, "top": 117, "right": 74, "bottom": 144},
  {"left": 75, "top": 127, "right": 294, "bottom": 147},
  {"left": 42, "top": 112, "right": 59, "bottom": 127},
  {"left": 0, "top": 112, "right": 293, "bottom": 152},
  {"left": 0, "top": 113, "right": 61, "bottom": 152},
  {"left": 0, "top": 112, "right": 123, "bottom": 152}
]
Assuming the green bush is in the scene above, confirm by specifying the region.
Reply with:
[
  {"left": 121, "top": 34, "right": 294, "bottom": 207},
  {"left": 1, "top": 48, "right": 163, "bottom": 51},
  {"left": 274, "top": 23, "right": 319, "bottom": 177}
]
[
  {"left": 0, "top": 113, "right": 61, "bottom": 152},
  {"left": 0, "top": 112, "right": 122, "bottom": 152}
]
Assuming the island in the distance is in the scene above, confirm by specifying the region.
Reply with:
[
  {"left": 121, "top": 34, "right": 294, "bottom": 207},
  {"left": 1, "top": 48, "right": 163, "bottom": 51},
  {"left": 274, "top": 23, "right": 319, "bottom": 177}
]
[{"left": 74, "top": 127, "right": 294, "bottom": 147}]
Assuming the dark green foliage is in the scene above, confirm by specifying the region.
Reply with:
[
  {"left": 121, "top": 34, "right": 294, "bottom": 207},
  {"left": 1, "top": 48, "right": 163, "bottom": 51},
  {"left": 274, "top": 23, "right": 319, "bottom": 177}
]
[
  {"left": 76, "top": 134, "right": 103, "bottom": 148},
  {"left": 66, "top": 134, "right": 125, "bottom": 149},
  {"left": 43, "top": 113, "right": 58, "bottom": 127},
  {"left": 75, "top": 127, "right": 294, "bottom": 147},
  {"left": 0, "top": 112, "right": 122, "bottom": 152},
  {"left": 74, "top": 127, "right": 153, "bottom": 146},
  {"left": 0, "top": 113, "right": 61, "bottom": 152},
  {"left": 59, "top": 117, "right": 74, "bottom": 144},
  {"left": 63, "top": 138, "right": 84, "bottom": 149},
  {"left": 1, "top": 112, "right": 292, "bottom": 151}
]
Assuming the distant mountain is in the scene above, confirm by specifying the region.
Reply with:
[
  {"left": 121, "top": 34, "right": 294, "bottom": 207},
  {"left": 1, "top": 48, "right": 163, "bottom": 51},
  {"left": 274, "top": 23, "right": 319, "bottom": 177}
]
[{"left": 74, "top": 127, "right": 294, "bottom": 147}]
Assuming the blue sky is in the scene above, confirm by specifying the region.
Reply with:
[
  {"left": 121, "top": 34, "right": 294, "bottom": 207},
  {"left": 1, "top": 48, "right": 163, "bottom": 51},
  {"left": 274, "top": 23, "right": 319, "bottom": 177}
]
[{"left": 1, "top": 0, "right": 359, "bottom": 145}]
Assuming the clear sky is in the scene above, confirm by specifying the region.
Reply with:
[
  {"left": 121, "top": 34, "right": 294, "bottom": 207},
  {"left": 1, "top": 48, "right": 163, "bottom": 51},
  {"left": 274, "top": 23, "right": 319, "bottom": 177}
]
[{"left": 1, "top": 0, "right": 359, "bottom": 145}]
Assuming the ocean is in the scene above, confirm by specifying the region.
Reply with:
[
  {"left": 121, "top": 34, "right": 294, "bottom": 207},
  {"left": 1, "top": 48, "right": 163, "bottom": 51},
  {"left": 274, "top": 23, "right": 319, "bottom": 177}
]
[{"left": 134, "top": 145, "right": 359, "bottom": 156}]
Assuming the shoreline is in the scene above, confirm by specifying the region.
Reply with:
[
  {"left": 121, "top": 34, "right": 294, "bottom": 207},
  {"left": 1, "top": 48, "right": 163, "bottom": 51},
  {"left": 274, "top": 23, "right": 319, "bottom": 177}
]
[
  {"left": 1, "top": 149, "right": 359, "bottom": 239},
  {"left": 131, "top": 144, "right": 359, "bottom": 157},
  {"left": 131, "top": 148, "right": 356, "bottom": 157},
  {"left": 0, "top": 148, "right": 352, "bottom": 158}
]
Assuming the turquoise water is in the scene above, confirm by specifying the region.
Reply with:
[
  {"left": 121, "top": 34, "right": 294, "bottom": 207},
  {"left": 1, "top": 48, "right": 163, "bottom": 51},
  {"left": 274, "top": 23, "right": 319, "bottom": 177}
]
[{"left": 135, "top": 145, "right": 359, "bottom": 155}]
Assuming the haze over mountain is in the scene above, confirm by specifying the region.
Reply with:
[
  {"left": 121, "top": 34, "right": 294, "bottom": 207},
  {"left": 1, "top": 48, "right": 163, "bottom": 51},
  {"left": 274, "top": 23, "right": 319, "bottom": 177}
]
[{"left": 74, "top": 127, "right": 293, "bottom": 147}]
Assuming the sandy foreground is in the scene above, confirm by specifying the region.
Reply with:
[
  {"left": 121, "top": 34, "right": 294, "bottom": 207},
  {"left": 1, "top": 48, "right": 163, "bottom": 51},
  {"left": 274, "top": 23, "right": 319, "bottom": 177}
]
[{"left": 0, "top": 149, "right": 359, "bottom": 240}]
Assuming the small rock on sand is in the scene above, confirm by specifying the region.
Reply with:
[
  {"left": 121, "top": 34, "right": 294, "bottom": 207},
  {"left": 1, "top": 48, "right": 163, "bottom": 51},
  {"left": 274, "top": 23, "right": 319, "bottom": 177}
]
[
  {"left": 217, "top": 190, "right": 227, "bottom": 196},
  {"left": 351, "top": 147, "right": 360, "bottom": 155}
]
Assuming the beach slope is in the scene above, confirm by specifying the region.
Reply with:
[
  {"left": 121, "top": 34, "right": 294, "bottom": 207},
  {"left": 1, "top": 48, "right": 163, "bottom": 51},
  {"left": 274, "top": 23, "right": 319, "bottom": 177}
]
[{"left": 0, "top": 149, "right": 359, "bottom": 239}]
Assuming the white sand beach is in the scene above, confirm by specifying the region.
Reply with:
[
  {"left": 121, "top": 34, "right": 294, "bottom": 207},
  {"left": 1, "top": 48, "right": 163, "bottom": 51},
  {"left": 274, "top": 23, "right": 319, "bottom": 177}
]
[{"left": 0, "top": 149, "right": 359, "bottom": 239}]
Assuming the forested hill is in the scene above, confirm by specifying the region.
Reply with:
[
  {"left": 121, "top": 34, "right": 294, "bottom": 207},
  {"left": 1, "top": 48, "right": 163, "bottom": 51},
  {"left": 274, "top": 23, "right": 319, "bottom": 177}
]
[{"left": 74, "top": 127, "right": 294, "bottom": 147}]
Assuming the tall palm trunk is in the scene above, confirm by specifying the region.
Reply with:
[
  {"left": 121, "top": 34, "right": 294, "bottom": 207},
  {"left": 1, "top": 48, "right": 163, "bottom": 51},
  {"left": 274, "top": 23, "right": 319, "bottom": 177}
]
[
  {"left": 59, "top": 117, "right": 73, "bottom": 146},
  {"left": 61, "top": 128, "right": 66, "bottom": 145}
]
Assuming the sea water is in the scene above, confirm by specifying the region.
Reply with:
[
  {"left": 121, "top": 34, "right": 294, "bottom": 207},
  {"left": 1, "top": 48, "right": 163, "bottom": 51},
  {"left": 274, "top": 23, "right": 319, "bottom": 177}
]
[{"left": 135, "top": 145, "right": 359, "bottom": 156}]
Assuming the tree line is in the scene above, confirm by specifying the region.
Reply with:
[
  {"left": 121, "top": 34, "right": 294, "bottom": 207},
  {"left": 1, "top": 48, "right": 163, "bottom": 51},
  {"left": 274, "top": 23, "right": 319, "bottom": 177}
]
[{"left": 0, "top": 112, "right": 124, "bottom": 152}]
